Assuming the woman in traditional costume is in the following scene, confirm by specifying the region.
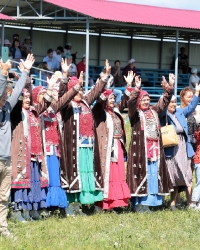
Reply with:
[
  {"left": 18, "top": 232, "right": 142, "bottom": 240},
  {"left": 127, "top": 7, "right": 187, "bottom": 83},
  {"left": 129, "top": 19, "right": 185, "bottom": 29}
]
[
  {"left": 39, "top": 61, "right": 83, "bottom": 211},
  {"left": 10, "top": 73, "right": 58, "bottom": 221},
  {"left": 93, "top": 89, "right": 131, "bottom": 210},
  {"left": 125, "top": 72, "right": 174, "bottom": 212},
  {"left": 60, "top": 60, "right": 111, "bottom": 216}
]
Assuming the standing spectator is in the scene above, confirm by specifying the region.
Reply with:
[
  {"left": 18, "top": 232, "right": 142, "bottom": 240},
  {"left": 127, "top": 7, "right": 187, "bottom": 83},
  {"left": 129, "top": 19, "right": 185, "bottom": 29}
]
[
  {"left": 189, "top": 68, "right": 200, "bottom": 88},
  {"left": 160, "top": 85, "right": 200, "bottom": 210},
  {"left": 122, "top": 58, "right": 138, "bottom": 80},
  {"left": 53, "top": 46, "right": 64, "bottom": 68},
  {"left": 12, "top": 34, "right": 20, "bottom": 43},
  {"left": 9, "top": 39, "right": 26, "bottom": 68},
  {"left": 111, "top": 60, "right": 124, "bottom": 87},
  {"left": 178, "top": 47, "right": 189, "bottom": 74},
  {"left": 65, "top": 54, "right": 77, "bottom": 77},
  {"left": 0, "top": 55, "right": 35, "bottom": 237},
  {"left": 43, "top": 49, "right": 59, "bottom": 72},
  {"left": 22, "top": 36, "right": 32, "bottom": 55}
]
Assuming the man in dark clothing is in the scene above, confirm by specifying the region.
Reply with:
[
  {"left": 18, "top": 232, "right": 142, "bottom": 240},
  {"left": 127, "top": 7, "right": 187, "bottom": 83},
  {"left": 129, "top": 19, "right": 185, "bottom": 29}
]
[
  {"left": 178, "top": 47, "right": 189, "bottom": 74},
  {"left": 122, "top": 58, "right": 138, "bottom": 81}
]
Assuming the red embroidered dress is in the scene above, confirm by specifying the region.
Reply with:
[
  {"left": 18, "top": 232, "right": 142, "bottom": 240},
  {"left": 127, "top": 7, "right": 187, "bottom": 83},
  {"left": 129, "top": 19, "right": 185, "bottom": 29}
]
[
  {"left": 78, "top": 102, "right": 94, "bottom": 137},
  {"left": 29, "top": 109, "right": 43, "bottom": 162},
  {"left": 42, "top": 108, "right": 60, "bottom": 156}
]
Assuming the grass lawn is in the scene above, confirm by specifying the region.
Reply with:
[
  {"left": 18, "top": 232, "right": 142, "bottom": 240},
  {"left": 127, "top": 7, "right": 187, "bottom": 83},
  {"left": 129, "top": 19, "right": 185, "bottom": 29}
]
[
  {"left": 1, "top": 115, "right": 200, "bottom": 250},
  {"left": 1, "top": 208, "right": 200, "bottom": 250}
]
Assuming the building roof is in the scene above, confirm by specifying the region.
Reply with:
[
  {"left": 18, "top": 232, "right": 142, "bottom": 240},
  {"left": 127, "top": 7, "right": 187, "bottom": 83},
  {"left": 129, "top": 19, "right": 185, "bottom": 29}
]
[
  {"left": 0, "top": 12, "right": 15, "bottom": 20},
  {"left": 44, "top": 0, "right": 200, "bottom": 30}
]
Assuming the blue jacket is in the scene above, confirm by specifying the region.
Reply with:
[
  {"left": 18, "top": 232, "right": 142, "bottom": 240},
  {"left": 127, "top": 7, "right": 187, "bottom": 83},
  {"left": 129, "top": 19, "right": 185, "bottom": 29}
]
[{"left": 160, "top": 95, "right": 199, "bottom": 158}]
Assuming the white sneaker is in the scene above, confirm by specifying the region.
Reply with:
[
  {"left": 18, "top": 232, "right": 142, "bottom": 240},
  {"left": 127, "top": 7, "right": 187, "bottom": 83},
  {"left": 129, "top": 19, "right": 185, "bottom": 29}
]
[{"left": 188, "top": 203, "right": 197, "bottom": 210}]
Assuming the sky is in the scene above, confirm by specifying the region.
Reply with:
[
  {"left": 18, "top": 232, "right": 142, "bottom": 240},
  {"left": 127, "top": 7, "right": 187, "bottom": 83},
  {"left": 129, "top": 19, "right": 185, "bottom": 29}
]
[{"left": 111, "top": 0, "right": 200, "bottom": 11}]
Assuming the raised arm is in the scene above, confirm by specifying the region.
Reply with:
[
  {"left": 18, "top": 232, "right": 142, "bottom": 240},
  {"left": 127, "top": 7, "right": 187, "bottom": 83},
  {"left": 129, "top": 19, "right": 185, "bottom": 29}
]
[
  {"left": 127, "top": 75, "right": 141, "bottom": 119},
  {"left": 0, "top": 60, "right": 11, "bottom": 99},
  {"left": 51, "top": 67, "right": 83, "bottom": 113},
  {"left": 182, "top": 83, "right": 200, "bottom": 117},
  {"left": 118, "top": 70, "right": 135, "bottom": 112},
  {"left": 34, "top": 74, "right": 58, "bottom": 115},
  {"left": 152, "top": 74, "right": 174, "bottom": 115},
  {"left": 8, "top": 54, "right": 35, "bottom": 110},
  {"left": 84, "top": 59, "right": 110, "bottom": 106}
]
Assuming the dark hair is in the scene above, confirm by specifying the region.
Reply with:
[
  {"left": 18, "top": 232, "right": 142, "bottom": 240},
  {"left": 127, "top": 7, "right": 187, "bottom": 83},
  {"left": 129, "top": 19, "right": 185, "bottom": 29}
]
[
  {"left": 180, "top": 47, "right": 185, "bottom": 52},
  {"left": 114, "top": 60, "right": 120, "bottom": 65},
  {"left": 47, "top": 48, "right": 53, "bottom": 54},
  {"left": 13, "top": 33, "right": 19, "bottom": 39},
  {"left": 12, "top": 39, "right": 20, "bottom": 47},
  {"left": 57, "top": 46, "right": 64, "bottom": 53}
]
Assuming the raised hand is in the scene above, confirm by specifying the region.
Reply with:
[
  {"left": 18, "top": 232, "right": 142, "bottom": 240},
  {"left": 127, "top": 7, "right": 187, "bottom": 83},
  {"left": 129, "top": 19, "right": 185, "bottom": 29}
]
[
  {"left": 18, "top": 62, "right": 25, "bottom": 73},
  {"left": 79, "top": 71, "right": 84, "bottom": 86},
  {"left": 123, "top": 71, "right": 135, "bottom": 87},
  {"left": 161, "top": 76, "right": 169, "bottom": 90},
  {"left": 61, "top": 58, "right": 71, "bottom": 74},
  {"left": 105, "top": 59, "right": 111, "bottom": 77},
  {"left": 47, "top": 74, "right": 58, "bottom": 90},
  {"left": 169, "top": 73, "right": 175, "bottom": 87},
  {"left": 20, "top": 54, "right": 35, "bottom": 71},
  {"left": 134, "top": 75, "right": 141, "bottom": 89}
]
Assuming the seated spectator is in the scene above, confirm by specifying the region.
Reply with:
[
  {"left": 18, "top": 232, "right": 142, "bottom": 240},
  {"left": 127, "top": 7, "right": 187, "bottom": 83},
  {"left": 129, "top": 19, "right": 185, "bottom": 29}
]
[
  {"left": 36, "top": 62, "right": 51, "bottom": 86},
  {"left": 43, "top": 48, "right": 59, "bottom": 71},
  {"left": 111, "top": 60, "right": 125, "bottom": 87},
  {"left": 63, "top": 42, "right": 72, "bottom": 57},
  {"left": 53, "top": 46, "right": 64, "bottom": 68},
  {"left": 189, "top": 68, "right": 200, "bottom": 88},
  {"left": 22, "top": 36, "right": 32, "bottom": 55},
  {"left": 12, "top": 33, "right": 20, "bottom": 42},
  {"left": 178, "top": 47, "right": 189, "bottom": 74},
  {"left": 65, "top": 54, "right": 78, "bottom": 77},
  {"left": 9, "top": 39, "right": 26, "bottom": 68},
  {"left": 122, "top": 58, "right": 138, "bottom": 80},
  {"left": 77, "top": 54, "right": 86, "bottom": 77}
]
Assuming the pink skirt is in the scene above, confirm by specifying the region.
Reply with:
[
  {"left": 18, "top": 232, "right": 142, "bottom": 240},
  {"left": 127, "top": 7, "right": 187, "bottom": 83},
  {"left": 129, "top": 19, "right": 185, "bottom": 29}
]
[{"left": 97, "top": 140, "right": 131, "bottom": 210}]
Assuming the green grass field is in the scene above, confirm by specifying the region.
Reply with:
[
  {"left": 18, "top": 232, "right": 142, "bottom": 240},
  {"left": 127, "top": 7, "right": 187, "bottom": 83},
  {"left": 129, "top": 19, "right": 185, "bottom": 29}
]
[
  {"left": 1, "top": 115, "right": 200, "bottom": 250},
  {"left": 1, "top": 208, "right": 200, "bottom": 250}
]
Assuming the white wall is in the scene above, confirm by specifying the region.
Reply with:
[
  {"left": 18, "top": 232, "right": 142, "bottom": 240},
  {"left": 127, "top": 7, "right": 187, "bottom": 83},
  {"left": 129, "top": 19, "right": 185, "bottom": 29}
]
[{"left": 1, "top": 26, "right": 200, "bottom": 70}]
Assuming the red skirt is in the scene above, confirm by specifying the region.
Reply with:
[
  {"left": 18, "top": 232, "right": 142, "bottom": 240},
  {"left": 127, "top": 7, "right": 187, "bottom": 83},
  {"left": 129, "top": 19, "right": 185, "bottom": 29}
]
[{"left": 97, "top": 140, "right": 131, "bottom": 210}]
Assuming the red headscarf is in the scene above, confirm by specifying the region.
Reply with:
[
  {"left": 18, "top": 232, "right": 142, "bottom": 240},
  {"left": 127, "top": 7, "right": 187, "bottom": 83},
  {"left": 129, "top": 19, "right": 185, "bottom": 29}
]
[
  {"left": 32, "top": 86, "right": 46, "bottom": 105},
  {"left": 136, "top": 90, "right": 150, "bottom": 110},
  {"left": 68, "top": 76, "right": 79, "bottom": 90}
]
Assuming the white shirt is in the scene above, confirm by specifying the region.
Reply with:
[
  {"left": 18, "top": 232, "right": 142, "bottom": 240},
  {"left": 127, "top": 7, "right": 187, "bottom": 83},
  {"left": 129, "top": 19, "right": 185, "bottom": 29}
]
[
  {"left": 68, "top": 63, "right": 77, "bottom": 76},
  {"left": 62, "top": 49, "right": 71, "bottom": 57},
  {"left": 189, "top": 74, "right": 200, "bottom": 88},
  {"left": 53, "top": 51, "right": 62, "bottom": 63}
]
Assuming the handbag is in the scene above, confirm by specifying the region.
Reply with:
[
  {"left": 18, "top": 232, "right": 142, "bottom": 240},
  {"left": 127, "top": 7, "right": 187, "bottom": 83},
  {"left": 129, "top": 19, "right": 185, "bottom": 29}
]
[{"left": 161, "top": 114, "right": 179, "bottom": 148}]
